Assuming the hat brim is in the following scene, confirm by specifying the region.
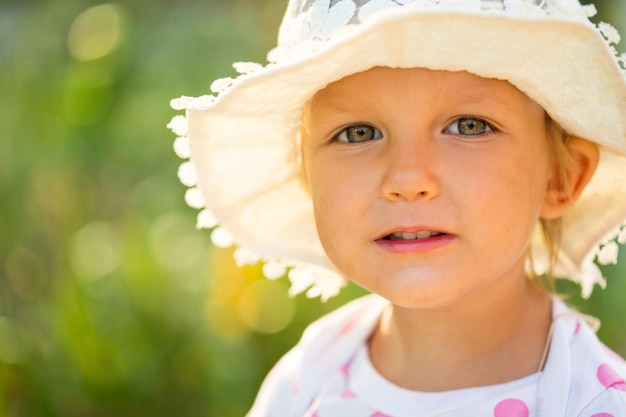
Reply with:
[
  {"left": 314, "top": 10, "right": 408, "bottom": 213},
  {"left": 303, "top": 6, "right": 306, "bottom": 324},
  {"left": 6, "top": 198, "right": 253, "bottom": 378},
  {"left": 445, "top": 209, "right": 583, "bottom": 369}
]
[{"left": 186, "top": 7, "right": 626, "bottom": 282}]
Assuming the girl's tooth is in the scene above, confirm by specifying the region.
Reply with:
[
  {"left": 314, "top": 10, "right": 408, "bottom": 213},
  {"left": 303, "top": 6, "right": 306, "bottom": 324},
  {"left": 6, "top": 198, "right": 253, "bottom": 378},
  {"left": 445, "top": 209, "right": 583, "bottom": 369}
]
[
  {"left": 389, "top": 231, "right": 438, "bottom": 240},
  {"left": 416, "top": 230, "right": 432, "bottom": 239}
]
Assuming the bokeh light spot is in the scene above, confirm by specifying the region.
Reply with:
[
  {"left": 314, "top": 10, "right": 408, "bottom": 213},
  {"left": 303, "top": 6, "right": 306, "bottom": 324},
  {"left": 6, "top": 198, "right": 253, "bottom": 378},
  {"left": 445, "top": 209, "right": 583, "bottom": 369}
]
[
  {"left": 69, "top": 221, "right": 120, "bottom": 282},
  {"left": 238, "top": 279, "right": 295, "bottom": 334},
  {"left": 67, "top": 3, "right": 124, "bottom": 61},
  {"left": 150, "top": 213, "right": 207, "bottom": 272}
]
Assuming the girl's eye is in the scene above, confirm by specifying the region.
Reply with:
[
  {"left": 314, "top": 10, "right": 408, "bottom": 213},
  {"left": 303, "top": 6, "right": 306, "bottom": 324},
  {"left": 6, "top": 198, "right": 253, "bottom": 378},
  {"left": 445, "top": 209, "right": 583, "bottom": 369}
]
[
  {"left": 335, "top": 124, "right": 383, "bottom": 143},
  {"left": 445, "top": 117, "right": 494, "bottom": 136}
]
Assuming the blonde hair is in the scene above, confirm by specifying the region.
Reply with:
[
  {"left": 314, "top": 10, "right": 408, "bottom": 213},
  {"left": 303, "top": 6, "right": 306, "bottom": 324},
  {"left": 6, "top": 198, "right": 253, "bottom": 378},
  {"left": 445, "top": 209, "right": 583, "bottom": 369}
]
[{"left": 536, "top": 115, "right": 576, "bottom": 290}]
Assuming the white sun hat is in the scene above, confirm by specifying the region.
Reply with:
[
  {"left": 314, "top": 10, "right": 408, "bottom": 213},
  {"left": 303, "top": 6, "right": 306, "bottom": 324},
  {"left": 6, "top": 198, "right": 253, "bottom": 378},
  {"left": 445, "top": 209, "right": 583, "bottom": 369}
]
[{"left": 169, "top": 0, "right": 626, "bottom": 301}]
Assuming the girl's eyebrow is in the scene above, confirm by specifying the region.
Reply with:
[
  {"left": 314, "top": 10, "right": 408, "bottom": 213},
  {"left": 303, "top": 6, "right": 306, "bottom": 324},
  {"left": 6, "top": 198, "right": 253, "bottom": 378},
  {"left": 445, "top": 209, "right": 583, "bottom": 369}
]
[
  {"left": 448, "top": 85, "right": 536, "bottom": 115},
  {"left": 464, "top": 92, "right": 512, "bottom": 106},
  {"left": 455, "top": 97, "right": 518, "bottom": 116},
  {"left": 308, "top": 101, "right": 365, "bottom": 122}
]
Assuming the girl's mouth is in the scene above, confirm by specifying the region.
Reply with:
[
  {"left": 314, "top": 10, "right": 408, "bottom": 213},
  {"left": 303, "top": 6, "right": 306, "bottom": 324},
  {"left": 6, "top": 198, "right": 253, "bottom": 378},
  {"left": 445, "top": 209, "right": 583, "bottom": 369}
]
[
  {"left": 384, "top": 230, "right": 444, "bottom": 241},
  {"left": 376, "top": 229, "right": 454, "bottom": 254}
]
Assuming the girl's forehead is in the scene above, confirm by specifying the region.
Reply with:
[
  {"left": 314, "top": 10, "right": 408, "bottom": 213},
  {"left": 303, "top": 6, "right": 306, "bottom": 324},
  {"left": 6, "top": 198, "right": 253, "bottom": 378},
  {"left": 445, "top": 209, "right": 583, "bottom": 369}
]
[{"left": 309, "top": 67, "right": 542, "bottom": 115}]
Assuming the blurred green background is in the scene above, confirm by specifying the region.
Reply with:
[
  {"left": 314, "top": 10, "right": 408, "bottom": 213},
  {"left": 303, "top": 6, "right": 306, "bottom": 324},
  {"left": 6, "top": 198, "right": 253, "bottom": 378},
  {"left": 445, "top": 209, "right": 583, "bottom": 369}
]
[{"left": 0, "top": 1, "right": 624, "bottom": 416}]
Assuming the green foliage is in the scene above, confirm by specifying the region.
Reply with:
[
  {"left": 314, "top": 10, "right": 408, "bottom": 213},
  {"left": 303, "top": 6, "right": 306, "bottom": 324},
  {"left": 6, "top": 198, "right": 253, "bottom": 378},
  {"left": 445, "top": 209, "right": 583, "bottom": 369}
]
[{"left": 0, "top": 1, "right": 624, "bottom": 416}]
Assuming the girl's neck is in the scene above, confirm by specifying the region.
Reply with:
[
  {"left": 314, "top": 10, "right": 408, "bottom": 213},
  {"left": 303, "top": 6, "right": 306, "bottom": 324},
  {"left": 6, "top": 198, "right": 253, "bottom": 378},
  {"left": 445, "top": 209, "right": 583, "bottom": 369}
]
[{"left": 368, "top": 279, "right": 552, "bottom": 392}]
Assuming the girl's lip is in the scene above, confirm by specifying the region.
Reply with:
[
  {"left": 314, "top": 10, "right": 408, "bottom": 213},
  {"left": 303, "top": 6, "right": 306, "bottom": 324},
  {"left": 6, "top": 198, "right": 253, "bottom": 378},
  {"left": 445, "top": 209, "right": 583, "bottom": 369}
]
[
  {"left": 375, "top": 233, "right": 456, "bottom": 254},
  {"left": 374, "top": 226, "right": 456, "bottom": 254},
  {"left": 375, "top": 226, "right": 452, "bottom": 241}
]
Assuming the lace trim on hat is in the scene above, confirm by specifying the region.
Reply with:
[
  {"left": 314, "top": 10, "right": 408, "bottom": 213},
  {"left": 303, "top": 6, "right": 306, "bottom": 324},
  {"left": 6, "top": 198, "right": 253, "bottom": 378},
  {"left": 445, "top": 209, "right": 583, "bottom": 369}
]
[
  {"left": 587, "top": 224, "right": 626, "bottom": 286},
  {"left": 530, "top": 221, "right": 626, "bottom": 300},
  {"left": 271, "top": 0, "right": 626, "bottom": 73},
  {"left": 167, "top": 77, "right": 346, "bottom": 301}
]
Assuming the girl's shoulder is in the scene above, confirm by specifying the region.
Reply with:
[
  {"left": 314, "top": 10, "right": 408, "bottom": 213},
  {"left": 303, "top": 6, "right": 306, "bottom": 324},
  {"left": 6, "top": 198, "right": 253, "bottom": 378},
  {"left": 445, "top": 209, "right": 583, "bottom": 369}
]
[
  {"left": 571, "top": 330, "right": 626, "bottom": 415},
  {"left": 285, "top": 293, "right": 388, "bottom": 381},
  {"left": 549, "top": 297, "right": 626, "bottom": 416},
  {"left": 246, "top": 294, "right": 388, "bottom": 417},
  {"left": 571, "top": 344, "right": 626, "bottom": 417},
  {"left": 298, "top": 293, "right": 388, "bottom": 347}
]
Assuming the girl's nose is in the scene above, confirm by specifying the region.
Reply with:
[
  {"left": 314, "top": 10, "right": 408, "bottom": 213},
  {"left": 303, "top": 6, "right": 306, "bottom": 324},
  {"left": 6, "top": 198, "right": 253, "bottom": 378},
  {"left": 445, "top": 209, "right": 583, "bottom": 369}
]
[{"left": 380, "top": 138, "right": 440, "bottom": 202}]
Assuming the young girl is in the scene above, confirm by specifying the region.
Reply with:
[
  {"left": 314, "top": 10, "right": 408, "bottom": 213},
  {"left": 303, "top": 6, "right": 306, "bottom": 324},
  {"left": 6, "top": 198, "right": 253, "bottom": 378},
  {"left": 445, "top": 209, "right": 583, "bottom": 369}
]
[{"left": 169, "top": 0, "right": 626, "bottom": 415}]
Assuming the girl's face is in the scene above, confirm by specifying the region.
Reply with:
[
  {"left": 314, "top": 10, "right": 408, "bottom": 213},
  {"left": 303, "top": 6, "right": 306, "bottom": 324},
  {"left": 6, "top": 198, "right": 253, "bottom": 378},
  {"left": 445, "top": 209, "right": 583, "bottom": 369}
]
[{"left": 302, "top": 67, "right": 555, "bottom": 309}]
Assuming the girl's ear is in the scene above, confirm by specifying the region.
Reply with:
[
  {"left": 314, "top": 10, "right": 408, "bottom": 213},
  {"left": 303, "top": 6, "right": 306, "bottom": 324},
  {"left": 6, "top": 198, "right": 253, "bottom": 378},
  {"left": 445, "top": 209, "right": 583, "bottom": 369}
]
[{"left": 541, "top": 137, "right": 599, "bottom": 220}]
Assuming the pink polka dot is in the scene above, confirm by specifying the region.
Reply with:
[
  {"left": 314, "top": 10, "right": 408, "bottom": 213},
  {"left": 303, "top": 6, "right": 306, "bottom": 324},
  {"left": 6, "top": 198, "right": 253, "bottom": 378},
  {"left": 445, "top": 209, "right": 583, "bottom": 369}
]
[
  {"left": 591, "top": 414, "right": 614, "bottom": 417},
  {"left": 340, "top": 389, "right": 356, "bottom": 398},
  {"left": 597, "top": 364, "right": 626, "bottom": 391},
  {"left": 574, "top": 321, "right": 581, "bottom": 335},
  {"left": 494, "top": 399, "right": 529, "bottom": 417},
  {"left": 371, "top": 413, "right": 391, "bottom": 417}
]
